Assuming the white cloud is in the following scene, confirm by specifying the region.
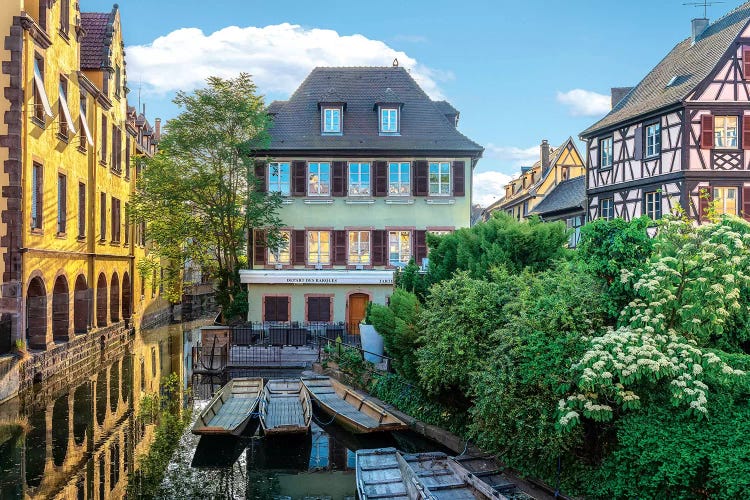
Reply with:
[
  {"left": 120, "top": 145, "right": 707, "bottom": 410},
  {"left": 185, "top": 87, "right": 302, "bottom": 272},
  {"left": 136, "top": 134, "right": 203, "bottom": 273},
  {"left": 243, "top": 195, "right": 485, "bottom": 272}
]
[
  {"left": 473, "top": 170, "right": 513, "bottom": 208},
  {"left": 556, "top": 89, "right": 611, "bottom": 117},
  {"left": 485, "top": 143, "right": 539, "bottom": 167},
  {"left": 126, "top": 23, "right": 445, "bottom": 99}
]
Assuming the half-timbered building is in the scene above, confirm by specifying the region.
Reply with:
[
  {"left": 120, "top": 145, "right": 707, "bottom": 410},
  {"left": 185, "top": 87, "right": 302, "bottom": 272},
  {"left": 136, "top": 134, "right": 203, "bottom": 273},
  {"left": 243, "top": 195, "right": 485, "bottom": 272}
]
[
  {"left": 582, "top": 3, "right": 750, "bottom": 222},
  {"left": 239, "top": 66, "right": 483, "bottom": 331}
]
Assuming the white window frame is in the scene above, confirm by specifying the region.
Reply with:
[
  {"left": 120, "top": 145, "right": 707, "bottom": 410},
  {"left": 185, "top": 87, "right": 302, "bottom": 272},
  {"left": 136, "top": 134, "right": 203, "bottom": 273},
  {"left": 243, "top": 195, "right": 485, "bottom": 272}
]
[
  {"left": 600, "top": 136, "right": 613, "bottom": 168},
  {"left": 308, "top": 162, "right": 331, "bottom": 196},
  {"left": 307, "top": 230, "right": 331, "bottom": 265},
  {"left": 348, "top": 162, "right": 371, "bottom": 196},
  {"left": 715, "top": 116, "right": 738, "bottom": 149},
  {"left": 322, "top": 107, "right": 342, "bottom": 134},
  {"left": 348, "top": 230, "right": 371, "bottom": 265},
  {"left": 645, "top": 122, "right": 661, "bottom": 157},
  {"left": 713, "top": 186, "right": 738, "bottom": 215},
  {"left": 566, "top": 215, "right": 583, "bottom": 248},
  {"left": 388, "top": 230, "right": 411, "bottom": 267},
  {"left": 600, "top": 198, "right": 614, "bottom": 221},
  {"left": 428, "top": 162, "right": 451, "bottom": 196},
  {"left": 388, "top": 162, "right": 410, "bottom": 196},
  {"left": 268, "top": 162, "right": 291, "bottom": 196},
  {"left": 380, "top": 107, "right": 399, "bottom": 134},
  {"left": 268, "top": 230, "right": 291, "bottom": 265},
  {"left": 645, "top": 191, "right": 662, "bottom": 220}
]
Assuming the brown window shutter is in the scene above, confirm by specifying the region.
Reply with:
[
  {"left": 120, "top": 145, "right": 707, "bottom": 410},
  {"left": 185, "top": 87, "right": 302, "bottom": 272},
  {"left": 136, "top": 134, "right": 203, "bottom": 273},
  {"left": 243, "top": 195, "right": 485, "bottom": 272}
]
[
  {"left": 332, "top": 161, "right": 346, "bottom": 196},
  {"left": 452, "top": 161, "right": 465, "bottom": 196},
  {"left": 743, "top": 187, "right": 750, "bottom": 221},
  {"left": 292, "top": 161, "right": 307, "bottom": 196},
  {"left": 253, "top": 229, "right": 266, "bottom": 266},
  {"left": 373, "top": 161, "right": 388, "bottom": 197},
  {"left": 744, "top": 48, "right": 750, "bottom": 80},
  {"left": 278, "top": 297, "right": 289, "bottom": 321},
  {"left": 372, "top": 230, "right": 386, "bottom": 266},
  {"left": 333, "top": 230, "right": 347, "bottom": 264},
  {"left": 700, "top": 115, "right": 714, "bottom": 149},
  {"left": 254, "top": 160, "right": 267, "bottom": 192},
  {"left": 414, "top": 230, "right": 427, "bottom": 264},
  {"left": 698, "top": 189, "right": 712, "bottom": 222},
  {"left": 414, "top": 160, "right": 428, "bottom": 196},
  {"left": 743, "top": 116, "right": 750, "bottom": 150},
  {"left": 292, "top": 229, "right": 306, "bottom": 265},
  {"left": 633, "top": 126, "right": 643, "bottom": 160},
  {"left": 264, "top": 297, "right": 275, "bottom": 321}
]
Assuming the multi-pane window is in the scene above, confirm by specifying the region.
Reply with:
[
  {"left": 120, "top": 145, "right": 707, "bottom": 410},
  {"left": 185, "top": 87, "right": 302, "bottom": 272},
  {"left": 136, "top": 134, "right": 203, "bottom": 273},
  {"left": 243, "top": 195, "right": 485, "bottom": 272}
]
[
  {"left": 308, "top": 162, "right": 330, "bottom": 196},
  {"left": 114, "top": 65, "right": 121, "bottom": 99},
  {"left": 348, "top": 231, "right": 370, "bottom": 265},
  {"left": 60, "top": 0, "right": 69, "bottom": 34},
  {"left": 645, "top": 191, "right": 662, "bottom": 220},
  {"left": 100, "top": 192, "right": 106, "bottom": 240},
  {"left": 124, "top": 203, "right": 129, "bottom": 245},
  {"left": 111, "top": 197, "right": 121, "bottom": 243},
  {"left": 58, "top": 78, "right": 69, "bottom": 139},
  {"left": 715, "top": 116, "right": 738, "bottom": 149},
  {"left": 646, "top": 122, "right": 661, "bottom": 157},
  {"left": 101, "top": 115, "right": 108, "bottom": 163},
  {"left": 600, "top": 136, "right": 613, "bottom": 168},
  {"left": 380, "top": 108, "right": 399, "bottom": 133},
  {"left": 429, "top": 162, "right": 451, "bottom": 196},
  {"left": 112, "top": 126, "right": 122, "bottom": 173},
  {"left": 57, "top": 174, "right": 66, "bottom": 234},
  {"left": 348, "top": 163, "right": 371, "bottom": 196},
  {"left": 31, "top": 163, "right": 43, "bottom": 230},
  {"left": 268, "top": 230, "right": 291, "bottom": 265},
  {"left": 713, "top": 186, "right": 738, "bottom": 215},
  {"left": 566, "top": 215, "right": 583, "bottom": 248},
  {"left": 32, "top": 55, "right": 51, "bottom": 122},
  {"left": 388, "top": 230, "right": 411, "bottom": 267},
  {"left": 79, "top": 93, "right": 89, "bottom": 150},
  {"left": 600, "top": 198, "right": 614, "bottom": 221},
  {"left": 268, "top": 162, "right": 290, "bottom": 196},
  {"left": 307, "top": 231, "right": 331, "bottom": 265},
  {"left": 78, "top": 182, "right": 85, "bottom": 238},
  {"left": 388, "top": 162, "right": 410, "bottom": 195},
  {"left": 322, "top": 107, "right": 341, "bottom": 134}
]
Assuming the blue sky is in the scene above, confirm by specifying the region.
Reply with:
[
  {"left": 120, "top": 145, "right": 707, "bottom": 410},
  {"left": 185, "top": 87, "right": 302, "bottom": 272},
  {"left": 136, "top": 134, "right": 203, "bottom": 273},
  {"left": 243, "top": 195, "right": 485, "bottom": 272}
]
[{"left": 82, "top": 0, "right": 742, "bottom": 205}]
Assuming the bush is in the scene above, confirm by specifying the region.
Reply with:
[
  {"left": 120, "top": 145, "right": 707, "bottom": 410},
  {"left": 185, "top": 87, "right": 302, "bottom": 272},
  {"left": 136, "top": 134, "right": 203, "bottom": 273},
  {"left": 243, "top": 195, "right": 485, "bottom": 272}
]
[{"left": 370, "top": 289, "right": 421, "bottom": 381}]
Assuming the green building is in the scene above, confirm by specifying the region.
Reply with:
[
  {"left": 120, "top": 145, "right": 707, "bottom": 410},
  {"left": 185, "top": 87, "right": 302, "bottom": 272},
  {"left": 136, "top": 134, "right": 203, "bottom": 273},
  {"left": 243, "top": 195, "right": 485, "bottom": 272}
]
[{"left": 239, "top": 65, "right": 483, "bottom": 331}]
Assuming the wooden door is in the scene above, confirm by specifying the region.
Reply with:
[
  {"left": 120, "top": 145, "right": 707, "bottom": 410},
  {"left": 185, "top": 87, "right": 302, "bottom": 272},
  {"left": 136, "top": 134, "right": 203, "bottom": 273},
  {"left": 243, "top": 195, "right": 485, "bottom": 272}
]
[{"left": 348, "top": 294, "right": 369, "bottom": 334}]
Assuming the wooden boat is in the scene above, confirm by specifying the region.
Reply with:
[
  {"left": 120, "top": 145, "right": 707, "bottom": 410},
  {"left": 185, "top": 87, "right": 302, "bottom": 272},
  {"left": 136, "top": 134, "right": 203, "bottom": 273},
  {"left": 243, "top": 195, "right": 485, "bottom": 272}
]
[
  {"left": 191, "top": 377, "right": 264, "bottom": 436},
  {"left": 301, "top": 376, "right": 407, "bottom": 434},
  {"left": 259, "top": 378, "right": 312, "bottom": 436},
  {"left": 398, "top": 451, "right": 508, "bottom": 499},
  {"left": 356, "top": 448, "right": 410, "bottom": 500}
]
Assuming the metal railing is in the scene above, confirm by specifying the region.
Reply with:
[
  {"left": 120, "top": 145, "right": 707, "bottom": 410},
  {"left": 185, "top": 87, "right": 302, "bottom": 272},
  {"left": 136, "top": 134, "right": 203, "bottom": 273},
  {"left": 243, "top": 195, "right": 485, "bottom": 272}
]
[{"left": 229, "top": 322, "right": 361, "bottom": 347}]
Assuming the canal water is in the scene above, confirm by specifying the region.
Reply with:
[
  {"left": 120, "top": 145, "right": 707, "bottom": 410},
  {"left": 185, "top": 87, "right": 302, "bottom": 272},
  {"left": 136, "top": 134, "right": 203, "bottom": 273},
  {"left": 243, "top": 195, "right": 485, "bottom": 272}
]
[{"left": 0, "top": 320, "right": 445, "bottom": 499}]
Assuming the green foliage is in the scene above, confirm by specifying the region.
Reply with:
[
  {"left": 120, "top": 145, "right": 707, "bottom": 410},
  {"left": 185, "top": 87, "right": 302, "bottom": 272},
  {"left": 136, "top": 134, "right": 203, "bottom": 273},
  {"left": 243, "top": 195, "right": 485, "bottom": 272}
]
[
  {"left": 130, "top": 74, "right": 282, "bottom": 320},
  {"left": 576, "top": 216, "right": 656, "bottom": 321},
  {"left": 427, "top": 213, "right": 569, "bottom": 283},
  {"left": 394, "top": 259, "right": 428, "bottom": 301},
  {"left": 369, "top": 289, "right": 421, "bottom": 381}
]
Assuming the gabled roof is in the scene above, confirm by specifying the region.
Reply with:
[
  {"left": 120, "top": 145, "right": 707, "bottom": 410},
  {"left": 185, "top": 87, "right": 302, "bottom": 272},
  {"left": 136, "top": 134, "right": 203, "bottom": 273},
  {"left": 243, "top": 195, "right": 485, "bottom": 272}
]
[
  {"left": 264, "top": 66, "right": 483, "bottom": 155},
  {"left": 581, "top": 2, "right": 750, "bottom": 138},
  {"left": 80, "top": 7, "right": 117, "bottom": 70},
  {"left": 530, "top": 176, "right": 586, "bottom": 216}
]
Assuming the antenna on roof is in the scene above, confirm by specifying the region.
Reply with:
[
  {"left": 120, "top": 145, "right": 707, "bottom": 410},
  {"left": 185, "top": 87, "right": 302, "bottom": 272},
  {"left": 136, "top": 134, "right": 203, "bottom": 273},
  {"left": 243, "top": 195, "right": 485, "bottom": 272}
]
[
  {"left": 393, "top": 58, "right": 399, "bottom": 67},
  {"left": 683, "top": 0, "right": 723, "bottom": 18}
]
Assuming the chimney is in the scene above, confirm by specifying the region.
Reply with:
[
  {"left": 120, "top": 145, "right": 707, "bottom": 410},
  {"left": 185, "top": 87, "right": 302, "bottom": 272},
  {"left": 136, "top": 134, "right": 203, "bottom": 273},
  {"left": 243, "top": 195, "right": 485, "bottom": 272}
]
[
  {"left": 692, "top": 18, "right": 709, "bottom": 43},
  {"left": 611, "top": 87, "right": 633, "bottom": 108},
  {"left": 154, "top": 118, "right": 161, "bottom": 142},
  {"left": 540, "top": 139, "right": 551, "bottom": 172}
]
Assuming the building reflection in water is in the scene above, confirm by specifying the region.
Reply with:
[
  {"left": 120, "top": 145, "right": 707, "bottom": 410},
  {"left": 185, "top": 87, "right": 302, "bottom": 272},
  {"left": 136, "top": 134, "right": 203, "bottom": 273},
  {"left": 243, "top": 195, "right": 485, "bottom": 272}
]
[{"left": 0, "top": 319, "right": 206, "bottom": 499}]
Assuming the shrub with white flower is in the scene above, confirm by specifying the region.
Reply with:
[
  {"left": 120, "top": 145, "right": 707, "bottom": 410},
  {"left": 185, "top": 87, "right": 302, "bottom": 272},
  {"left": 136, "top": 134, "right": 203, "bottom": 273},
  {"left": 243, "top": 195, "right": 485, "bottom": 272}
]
[{"left": 558, "top": 216, "right": 750, "bottom": 431}]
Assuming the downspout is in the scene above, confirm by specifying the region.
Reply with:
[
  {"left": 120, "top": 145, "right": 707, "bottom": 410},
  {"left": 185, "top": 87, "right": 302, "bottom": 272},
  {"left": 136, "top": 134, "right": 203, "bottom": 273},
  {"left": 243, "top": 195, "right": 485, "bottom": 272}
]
[{"left": 19, "top": 26, "right": 29, "bottom": 343}]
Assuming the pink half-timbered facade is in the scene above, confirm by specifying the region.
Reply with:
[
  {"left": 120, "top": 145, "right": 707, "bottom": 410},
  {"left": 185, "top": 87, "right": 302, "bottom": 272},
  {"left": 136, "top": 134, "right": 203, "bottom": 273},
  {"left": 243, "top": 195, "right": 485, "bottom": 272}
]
[{"left": 582, "top": 4, "right": 750, "bottom": 222}]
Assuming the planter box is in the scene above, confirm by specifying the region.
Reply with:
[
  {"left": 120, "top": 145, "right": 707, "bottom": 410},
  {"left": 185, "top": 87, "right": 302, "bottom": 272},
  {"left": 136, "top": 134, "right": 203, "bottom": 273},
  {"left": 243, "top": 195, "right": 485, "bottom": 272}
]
[
  {"left": 269, "top": 326, "right": 289, "bottom": 346},
  {"left": 360, "top": 324, "right": 384, "bottom": 363}
]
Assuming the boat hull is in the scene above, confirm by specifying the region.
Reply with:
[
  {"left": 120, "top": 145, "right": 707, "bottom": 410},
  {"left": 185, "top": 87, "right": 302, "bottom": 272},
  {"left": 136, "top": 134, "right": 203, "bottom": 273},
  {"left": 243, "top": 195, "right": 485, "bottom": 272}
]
[{"left": 192, "top": 377, "right": 264, "bottom": 436}]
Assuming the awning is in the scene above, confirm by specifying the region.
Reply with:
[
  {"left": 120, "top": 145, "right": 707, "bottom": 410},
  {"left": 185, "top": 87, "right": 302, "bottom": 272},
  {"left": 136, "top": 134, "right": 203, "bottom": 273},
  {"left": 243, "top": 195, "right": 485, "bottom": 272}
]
[
  {"left": 33, "top": 59, "right": 53, "bottom": 118},
  {"left": 79, "top": 104, "right": 93, "bottom": 145},
  {"left": 240, "top": 269, "right": 394, "bottom": 286},
  {"left": 58, "top": 82, "right": 77, "bottom": 135}
]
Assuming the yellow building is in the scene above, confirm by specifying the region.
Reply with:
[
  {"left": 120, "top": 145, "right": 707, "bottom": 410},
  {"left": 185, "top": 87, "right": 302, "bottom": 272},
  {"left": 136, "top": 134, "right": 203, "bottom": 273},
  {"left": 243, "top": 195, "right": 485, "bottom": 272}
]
[
  {"left": 0, "top": 2, "right": 168, "bottom": 357},
  {"left": 484, "top": 138, "right": 586, "bottom": 221}
]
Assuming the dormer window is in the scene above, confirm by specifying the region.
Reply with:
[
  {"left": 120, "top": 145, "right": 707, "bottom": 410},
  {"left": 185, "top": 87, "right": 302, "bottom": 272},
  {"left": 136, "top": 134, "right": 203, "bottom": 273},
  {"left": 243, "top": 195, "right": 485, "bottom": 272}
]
[
  {"left": 322, "top": 107, "right": 342, "bottom": 134},
  {"left": 380, "top": 107, "right": 399, "bottom": 134}
]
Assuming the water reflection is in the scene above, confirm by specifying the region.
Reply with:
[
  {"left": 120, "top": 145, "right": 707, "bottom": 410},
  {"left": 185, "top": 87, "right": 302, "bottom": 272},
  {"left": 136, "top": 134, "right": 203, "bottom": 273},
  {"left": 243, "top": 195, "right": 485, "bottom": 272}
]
[{"left": 0, "top": 318, "right": 208, "bottom": 499}]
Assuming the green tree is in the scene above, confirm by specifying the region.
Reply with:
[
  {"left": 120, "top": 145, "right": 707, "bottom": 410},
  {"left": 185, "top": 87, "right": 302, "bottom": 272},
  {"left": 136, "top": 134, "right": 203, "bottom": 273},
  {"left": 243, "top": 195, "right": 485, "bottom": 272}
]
[
  {"left": 369, "top": 289, "right": 422, "bottom": 381},
  {"left": 130, "top": 74, "right": 282, "bottom": 321}
]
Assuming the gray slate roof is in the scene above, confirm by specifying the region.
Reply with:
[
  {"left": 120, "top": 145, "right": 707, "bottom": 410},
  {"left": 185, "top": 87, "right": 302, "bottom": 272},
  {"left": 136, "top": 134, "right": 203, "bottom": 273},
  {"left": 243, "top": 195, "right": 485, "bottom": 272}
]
[
  {"left": 264, "top": 67, "right": 483, "bottom": 154},
  {"left": 530, "top": 176, "right": 586, "bottom": 216},
  {"left": 80, "top": 12, "right": 112, "bottom": 70},
  {"left": 581, "top": 2, "right": 750, "bottom": 138}
]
